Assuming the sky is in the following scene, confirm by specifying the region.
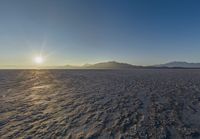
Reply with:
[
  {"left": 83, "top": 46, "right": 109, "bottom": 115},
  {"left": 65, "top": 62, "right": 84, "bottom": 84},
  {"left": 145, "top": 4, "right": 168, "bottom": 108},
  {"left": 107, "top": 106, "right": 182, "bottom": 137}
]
[{"left": 1, "top": 0, "right": 200, "bottom": 67}]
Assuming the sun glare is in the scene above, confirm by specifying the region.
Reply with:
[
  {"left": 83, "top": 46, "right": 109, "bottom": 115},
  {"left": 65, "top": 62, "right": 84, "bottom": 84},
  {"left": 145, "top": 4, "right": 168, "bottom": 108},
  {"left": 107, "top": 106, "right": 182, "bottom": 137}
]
[{"left": 34, "top": 56, "right": 44, "bottom": 64}]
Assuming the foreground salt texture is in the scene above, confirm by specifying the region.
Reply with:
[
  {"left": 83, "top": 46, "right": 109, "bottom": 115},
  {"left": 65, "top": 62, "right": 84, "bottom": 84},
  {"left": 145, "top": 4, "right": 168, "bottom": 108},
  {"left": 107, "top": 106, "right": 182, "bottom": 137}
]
[{"left": 0, "top": 69, "right": 200, "bottom": 139}]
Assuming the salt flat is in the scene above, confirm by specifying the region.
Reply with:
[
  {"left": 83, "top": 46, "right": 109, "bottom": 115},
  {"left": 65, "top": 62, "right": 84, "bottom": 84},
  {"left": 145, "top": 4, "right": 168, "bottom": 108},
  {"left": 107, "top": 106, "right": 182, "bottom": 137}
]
[{"left": 0, "top": 69, "right": 200, "bottom": 139}]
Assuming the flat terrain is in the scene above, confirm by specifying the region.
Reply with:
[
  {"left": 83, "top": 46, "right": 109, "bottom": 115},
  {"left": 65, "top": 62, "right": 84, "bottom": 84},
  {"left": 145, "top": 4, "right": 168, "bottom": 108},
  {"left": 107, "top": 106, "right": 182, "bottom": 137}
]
[{"left": 0, "top": 69, "right": 200, "bottom": 139}]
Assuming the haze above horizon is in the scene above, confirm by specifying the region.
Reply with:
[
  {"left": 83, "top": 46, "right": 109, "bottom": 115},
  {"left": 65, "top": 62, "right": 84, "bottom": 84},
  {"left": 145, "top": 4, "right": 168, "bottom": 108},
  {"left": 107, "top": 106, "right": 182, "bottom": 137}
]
[{"left": 1, "top": 0, "right": 200, "bottom": 68}]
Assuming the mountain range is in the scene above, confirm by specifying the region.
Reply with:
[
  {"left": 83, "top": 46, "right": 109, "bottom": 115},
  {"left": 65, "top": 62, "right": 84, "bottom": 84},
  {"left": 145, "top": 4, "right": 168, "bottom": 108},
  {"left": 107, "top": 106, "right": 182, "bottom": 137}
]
[
  {"left": 58, "top": 61, "right": 140, "bottom": 69},
  {"left": 55, "top": 61, "right": 200, "bottom": 69},
  {"left": 154, "top": 61, "right": 200, "bottom": 68},
  {"left": 2, "top": 61, "right": 200, "bottom": 69}
]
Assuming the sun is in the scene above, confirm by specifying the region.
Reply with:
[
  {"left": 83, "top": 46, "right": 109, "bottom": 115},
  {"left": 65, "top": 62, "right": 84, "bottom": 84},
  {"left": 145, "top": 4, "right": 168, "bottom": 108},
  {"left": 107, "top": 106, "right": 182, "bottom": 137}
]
[{"left": 34, "top": 56, "right": 44, "bottom": 64}]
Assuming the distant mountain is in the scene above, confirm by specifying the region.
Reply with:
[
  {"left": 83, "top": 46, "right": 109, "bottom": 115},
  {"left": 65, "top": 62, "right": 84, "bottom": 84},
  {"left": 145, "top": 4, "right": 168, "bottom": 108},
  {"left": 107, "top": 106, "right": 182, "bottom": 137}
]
[
  {"left": 155, "top": 61, "right": 200, "bottom": 68},
  {"left": 82, "top": 61, "right": 142, "bottom": 69},
  {"left": 61, "top": 61, "right": 142, "bottom": 69}
]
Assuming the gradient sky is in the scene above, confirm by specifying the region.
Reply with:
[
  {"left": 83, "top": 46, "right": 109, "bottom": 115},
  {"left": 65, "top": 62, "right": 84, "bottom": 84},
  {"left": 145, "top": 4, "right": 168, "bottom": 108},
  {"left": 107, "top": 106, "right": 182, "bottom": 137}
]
[{"left": 1, "top": 0, "right": 200, "bottom": 67}]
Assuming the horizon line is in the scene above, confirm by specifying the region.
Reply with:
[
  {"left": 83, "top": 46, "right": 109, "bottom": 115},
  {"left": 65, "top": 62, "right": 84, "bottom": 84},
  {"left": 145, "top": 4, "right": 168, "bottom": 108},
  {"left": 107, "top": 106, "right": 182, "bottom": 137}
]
[{"left": 0, "top": 60, "right": 200, "bottom": 69}]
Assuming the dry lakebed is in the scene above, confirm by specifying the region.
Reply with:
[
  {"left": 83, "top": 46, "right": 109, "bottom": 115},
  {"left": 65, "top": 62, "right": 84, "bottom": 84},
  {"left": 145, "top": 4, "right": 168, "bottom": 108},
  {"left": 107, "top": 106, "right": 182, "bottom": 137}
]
[{"left": 0, "top": 69, "right": 200, "bottom": 139}]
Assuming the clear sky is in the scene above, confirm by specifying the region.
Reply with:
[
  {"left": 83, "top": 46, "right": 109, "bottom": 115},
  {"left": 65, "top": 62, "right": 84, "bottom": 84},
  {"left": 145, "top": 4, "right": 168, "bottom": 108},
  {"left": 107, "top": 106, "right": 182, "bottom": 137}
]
[{"left": 1, "top": 0, "right": 200, "bottom": 67}]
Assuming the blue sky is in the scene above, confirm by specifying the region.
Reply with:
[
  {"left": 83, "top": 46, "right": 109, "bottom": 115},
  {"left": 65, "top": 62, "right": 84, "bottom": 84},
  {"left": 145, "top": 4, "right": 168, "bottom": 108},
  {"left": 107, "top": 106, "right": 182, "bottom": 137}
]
[{"left": 1, "top": 0, "right": 200, "bottom": 67}]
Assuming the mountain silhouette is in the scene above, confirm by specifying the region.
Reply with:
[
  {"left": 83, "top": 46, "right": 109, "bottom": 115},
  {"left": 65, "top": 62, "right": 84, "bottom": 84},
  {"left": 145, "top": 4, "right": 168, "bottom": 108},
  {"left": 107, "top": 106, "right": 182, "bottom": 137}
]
[
  {"left": 82, "top": 61, "right": 142, "bottom": 69},
  {"left": 54, "top": 61, "right": 200, "bottom": 69},
  {"left": 7, "top": 61, "right": 200, "bottom": 69},
  {"left": 154, "top": 61, "right": 200, "bottom": 68}
]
